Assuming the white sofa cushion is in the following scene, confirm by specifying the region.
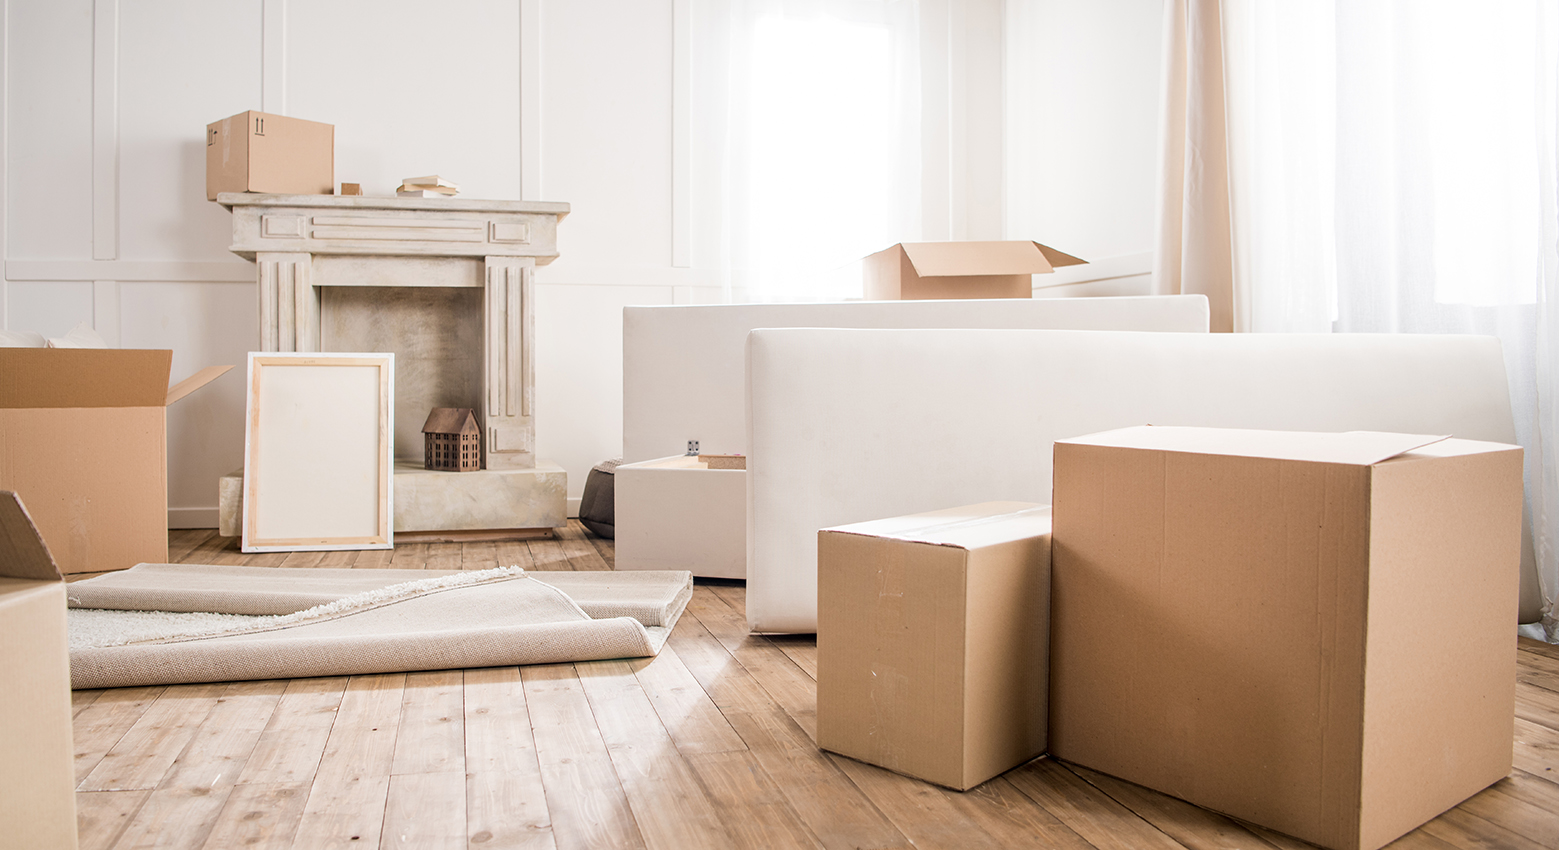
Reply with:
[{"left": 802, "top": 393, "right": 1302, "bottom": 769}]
[
  {"left": 746, "top": 328, "right": 1533, "bottom": 633},
  {"left": 623, "top": 295, "right": 1210, "bottom": 462}
]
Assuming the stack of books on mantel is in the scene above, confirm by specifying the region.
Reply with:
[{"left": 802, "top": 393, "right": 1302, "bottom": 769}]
[{"left": 397, "top": 175, "right": 459, "bottom": 198}]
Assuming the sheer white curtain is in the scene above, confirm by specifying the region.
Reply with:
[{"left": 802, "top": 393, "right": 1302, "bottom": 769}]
[
  {"left": 694, "top": 0, "right": 922, "bottom": 302},
  {"left": 1160, "top": 0, "right": 1559, "bottom": 631}
]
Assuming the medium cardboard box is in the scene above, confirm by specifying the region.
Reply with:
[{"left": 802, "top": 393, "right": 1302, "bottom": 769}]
[
  {"left": 1050, "top": 426, "right": 1523, "bottom": 850},
  {"left": 206, "top": 110, "right": 334, "bottom": 200},
  {"left": 614, "top": 455, "right": 745, "bottom": 579},
  {"left": 0, "top": 491, "right": 79, "bottom": 850},
  {"left": 817, "top": 501, "right": 1051, "bottom": 790},
  {"left": 0, "top": 350, "right": 231, "bottom": 574},
  {"left": 862, "top": 240, "right": 1086, "bottom": 300}
]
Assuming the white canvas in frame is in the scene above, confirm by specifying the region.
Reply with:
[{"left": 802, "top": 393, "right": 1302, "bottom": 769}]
[{"left": 242, "top": 352, "right": 395, "bottom": 552}]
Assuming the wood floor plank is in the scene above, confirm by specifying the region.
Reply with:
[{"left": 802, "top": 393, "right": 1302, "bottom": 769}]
[
  {"left": 948, "top": 777, "right": 1099, "bottom": 850},
  {"left": 1518, "top": 636, "right": 1559, "bottom": 660},
  {"left": 495, "top": 539, "right": 537, "bottom": 570},
  {"left": 199, "top": 782, "right": 310, "bottom": 850},
  {"left": 73, "top": 686, "right": 165, "bottom": 783},
  {"left": 108, "top": 785, "right": 234, "bottom": 850},
  {"left": 684, "top": 750, "right": 827, "bottom": 850},
  {"left": 706, "top": 581, "right": 746, "bottom": 616},
  {"left": 830, "top": 755, "right": 1006, "bottom": 850},
  {"left": 73, "top": 688, "right": 105, "bottom": 717},
  {"left": 1512, "top": 717, "right": 1559, "bottom": 785},
  {"left": 352, "top": 548, "right": 395, "bottom": 569},
  {"left": 160, "top": 680, "right": 286, "bottom": 793},
  {"left": 425, "top": 541, "right": 463, "bottom": 571},
  {"left": 78, "top": 683, "right": 226, "bottom": 792},
  {"left": 769, "top": 634, "right": 819, "bottom": 682},
  {"left": 527, "top": 535, "right": 574, "bottom": 571},
  {"left": 464, "top": 665, "right": 557, "bottom": 850},
  {"left": 576, "top": 658, "right": 738, "bottom": 849},
  {"left": 723, "top": 707, "right": 910, "bottom": 850},
  {"left": 382, "top": 771, "right": 467, "bottom": 850},
  {"left": 521, "top": 663, "right": 647, "bottom": 850},
  {"left": 291, "top": 673, "right": 406, "bottom": 849},
  {"left": 280, "top": 550, "right": 326, "bottom": 569},
  {"left": 390, "top": 669, "right": 465, "bottom": 777},
  {"left": 1006, "top": 759, "right": 1188, "bottom": 850},
  {"left": 586, "top": 529, "right": 616, "bottom": 569},
  {"left": 557, "top": 523, "right": 610, "bottom": 571},
  {"left": 168, "top": 528, "right": 217, "bottom": 563},
  {"left": 1517, "top": 678, "right": 1559, "bottom": 733},
  {"left": 688, "top": 587, "right": 817, "bottom": 728},
  {"left": 632, "top": 643, "right": 748, "bottom": 755},
  {"left": 76, "top": 789, "right": 151, "bottom": 850},
  {"left": 1069, "top": 764, "right": 1283, "bottom": 850},
  {"left": 388, "top": 542, "right": 431, "bottom": 570},
  {"left": 1454, "top": 773, "right": 1559, "bottom": 848},
  {"left": 668, "top": 607, "right": 789, "bottom": 715},
  {"left": 1419, "top": 804, "right": 1553, "bottom": 850},
  {"left": 461, "top": 540, "right": 499, "bottom": 571},
  {"left": 238, "top": 676, "right": 349, "bottom": 787},
  {"left": 316, "top": 549, "right": 359, "bottom": 567}
]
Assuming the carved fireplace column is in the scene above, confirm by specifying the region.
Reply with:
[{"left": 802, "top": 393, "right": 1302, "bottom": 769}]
[{"left": 484, "top": 256, "right": 535, "bottom": 470}]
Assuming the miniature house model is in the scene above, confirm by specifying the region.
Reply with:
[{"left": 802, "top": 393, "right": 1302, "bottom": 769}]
[{"left": 423, "top": 408, "right": 481, "bottom": 472}]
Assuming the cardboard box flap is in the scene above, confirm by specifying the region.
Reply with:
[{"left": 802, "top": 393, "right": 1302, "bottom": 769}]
[
  {"left": 166, "top": 365, "right": 234, "bottom": 406},
  {"left": 901, "top": 242, "right": 1062, "bottom": 278},
  {"left": 0, "top": 491, "right": 62, "bottom": 582},
  {"left": 822, "top": 501, "right": 1051, "bottom": 549},
  {"left": 1033, "top": 242, "right": 1088, "bottom": 270},
  {"left": 0, "top": 349, "right": 171, "bottom": 409},
  {"left": 1060, "top": 425, "right": 1450, "bottom": 466}
]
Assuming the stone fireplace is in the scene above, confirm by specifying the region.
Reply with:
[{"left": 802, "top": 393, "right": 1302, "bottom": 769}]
[{"left": 218, "top": 193, "right": 571, "bottom": 539}]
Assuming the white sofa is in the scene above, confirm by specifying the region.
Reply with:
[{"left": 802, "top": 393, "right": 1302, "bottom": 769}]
[
  {"left": 615, "top": 296, "right": 1211, "bottom": 577},
  {"left": 746, "top": 328, "right": 1540, "bottom": 632}
]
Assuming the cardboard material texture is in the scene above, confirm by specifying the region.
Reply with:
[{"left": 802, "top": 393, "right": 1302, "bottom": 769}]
[
  {"left": 0, "top": 492, "right": 79, "bottom": 850},
  {"left": 0, "top": 350, "right": 232, "bottom": 574},
  {"left": 817, "top": 502, "right": 1052, "bottom": 790},
  {"left": 1050, "top": 426, "right": 1524, "bottom": 850},
  {"left": 206, "top": 110, "right": 334, "bottom": 200},
  {"left": 862, "top": 241, "right": 1086, "bottom": 300}
]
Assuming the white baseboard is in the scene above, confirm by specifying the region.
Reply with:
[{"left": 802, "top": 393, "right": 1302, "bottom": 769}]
[
  {"left": 567, "top": 497, "right": 581, "bottom": 518},
  {"left": 169, "top": 507, "right": 219, "bottom": 529}
]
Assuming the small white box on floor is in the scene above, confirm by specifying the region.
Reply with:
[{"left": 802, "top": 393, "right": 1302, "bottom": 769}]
[{"left": 615, "top": 455, "right": 745, "bottom": 579}]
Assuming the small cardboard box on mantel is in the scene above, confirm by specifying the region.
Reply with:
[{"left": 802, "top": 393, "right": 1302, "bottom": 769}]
[
  {"left": 862, "top": 240, "right": 1087, "bottom": 300},
  {"left": 0, "top": 350, "right": 232, "bottom": 574},
  {"left": 1050, "top": 425, "right": 1524, "bottom": 850},
  {"left": 206, "top": 110, "right": 334, "bottom": 200}
]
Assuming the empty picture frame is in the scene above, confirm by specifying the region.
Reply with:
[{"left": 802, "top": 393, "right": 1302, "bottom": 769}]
[{"left": 242, "top": 352, "right": 394, "bottom": 552}]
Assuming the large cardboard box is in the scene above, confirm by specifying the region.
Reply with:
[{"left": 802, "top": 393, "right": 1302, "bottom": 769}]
[
  {"left": 862, "top": 241, "right": 1086, "bottom": 300},
  {"left": 0, "top": 350, "right": 231, "bottom": 574},
  {"left": 1050, "top": 426, "right": 1523, "bottom": 850},
  {"left": 0, "top": 492, "right": 79, "bottom": 850},
  {"left": 817, "top": 502, "right": 1051, "bottom": 790},
  {"left": 615, "top": 455, "right": 745, "bottom": 579},
  {"left": 206, "top": 110, "right": 334, "bottom": 200}
]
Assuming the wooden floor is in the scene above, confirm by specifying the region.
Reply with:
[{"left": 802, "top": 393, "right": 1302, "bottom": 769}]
[{"left": 68, "top": 522, "right": 1559, "bottom": 850}]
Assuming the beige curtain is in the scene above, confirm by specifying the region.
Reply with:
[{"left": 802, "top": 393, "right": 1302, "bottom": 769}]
[{"left": 1152, "top": 0, "right": 1236, "bottom": 333}]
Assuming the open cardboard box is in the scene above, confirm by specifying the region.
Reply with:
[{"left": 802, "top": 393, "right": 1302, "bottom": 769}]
[
  {"left": 1050, "top": 425, "right": 1523, "bottom": 850},
  {"left": 0, "top": 349, "right": 232, "bottom": 574},
  {"left": 862, "top": 240, "right": 1087, "bottom": 300},
  {"left": 0, "top": 491, "right": 78, "bottom": 849}
]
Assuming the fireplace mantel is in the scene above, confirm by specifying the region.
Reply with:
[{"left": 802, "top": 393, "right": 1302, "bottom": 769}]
[
  {"left": 220, "top": 192, "right": 570, "bottom": 472},
  {"left": 219, "top": 193, "right": 571, "bottom": 540}
]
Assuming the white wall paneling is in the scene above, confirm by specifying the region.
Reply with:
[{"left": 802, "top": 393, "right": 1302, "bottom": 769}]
[
  {"left": 92, "top": 0, "right": 118, "bottom": 260},
  {"left": 5, "top": 1, "right": 1167, "bottom": 523}
]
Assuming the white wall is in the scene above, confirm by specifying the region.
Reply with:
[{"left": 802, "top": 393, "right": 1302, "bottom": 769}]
[{"left": 2, "top": 0, "right": 1164, "bottom": 526}]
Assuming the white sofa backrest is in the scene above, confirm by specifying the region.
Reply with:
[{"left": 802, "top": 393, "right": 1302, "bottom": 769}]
[
  {"left": 746, "top": 328, "right": 1534, "bottom": 633},
  {"left": 623, "top": 296, "right": 1210, "bottom": 462}
]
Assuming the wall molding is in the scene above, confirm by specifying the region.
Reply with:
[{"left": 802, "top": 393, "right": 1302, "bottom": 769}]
[
  {"left": 7, "top": 260, "right": 256, "bottom": 282},
  {"left": 92, "top": 0, "right": 118, "bottom": 260}
]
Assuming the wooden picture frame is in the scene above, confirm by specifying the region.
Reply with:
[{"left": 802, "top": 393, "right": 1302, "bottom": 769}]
[{"left": 242, "top": 352, "right": 394, "bottom": 552}]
